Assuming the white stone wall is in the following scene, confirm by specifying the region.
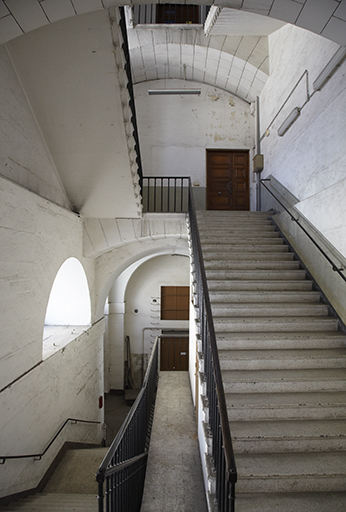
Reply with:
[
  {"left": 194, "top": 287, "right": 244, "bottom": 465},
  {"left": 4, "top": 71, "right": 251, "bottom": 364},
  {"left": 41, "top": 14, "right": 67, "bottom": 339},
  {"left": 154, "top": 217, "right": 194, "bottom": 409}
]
[
  {"left": 260, "top": 24, "right": 346, "bottom": 258},
  {"left": 124, "top": 254, "right": 190, "bottom": 388},
  {"left": 0, "top": 46, "right": 69, "bottom": 209},
  {"left": 0, "top": 177, "right": 104, "bottom": 498},
  {"left": 135, "top": 79, "right": 256, "bottom": 209}
]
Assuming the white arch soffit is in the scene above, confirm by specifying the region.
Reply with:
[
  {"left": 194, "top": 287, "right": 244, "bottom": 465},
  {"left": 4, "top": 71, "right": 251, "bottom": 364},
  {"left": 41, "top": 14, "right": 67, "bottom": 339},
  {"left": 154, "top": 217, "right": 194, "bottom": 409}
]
[
  {"left": 95, "top": 239, "right": 189, "bottom": 320},
  {"left": 130, "top": 44, "right": 268, "bottom": 103},
  {"left": 45, "top": 257, "right": 91, "bottom": 326},
  {"left": 111, "top": 252, "right": 190, "bottom": 306},
  {"left": 0, "top": 1, "right": 345, "bottom": 47}
]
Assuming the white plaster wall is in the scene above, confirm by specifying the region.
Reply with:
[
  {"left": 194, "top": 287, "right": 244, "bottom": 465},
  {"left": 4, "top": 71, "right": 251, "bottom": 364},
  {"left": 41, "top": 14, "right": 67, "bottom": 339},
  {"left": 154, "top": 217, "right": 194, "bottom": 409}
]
[
  {"left": 135, "top": 79, "right": 256, "bottom": 209},
  {"left": 0, "top": 176, "right": 96, "bottom": 390},
  {"left": 0, "top": 177, "right": 104, "bottom": 497},
  {"left": 260, "top": 24, "right": 346, "bottom": 258},
  {"left": 124, "top": 254, "right": 190, "bottom": 387},
  {"left": 0, "top": 319, "right": 105, "bottom": 499},
  {"left": 0, "top": 46, "right": 69, "bottom": 209}
]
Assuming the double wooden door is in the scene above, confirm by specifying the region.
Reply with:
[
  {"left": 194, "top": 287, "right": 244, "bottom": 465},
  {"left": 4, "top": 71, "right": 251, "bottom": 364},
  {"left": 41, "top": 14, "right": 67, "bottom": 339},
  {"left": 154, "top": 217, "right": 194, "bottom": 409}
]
[{"left": 207, "top": 150, "right": 249, "bottom": 210}]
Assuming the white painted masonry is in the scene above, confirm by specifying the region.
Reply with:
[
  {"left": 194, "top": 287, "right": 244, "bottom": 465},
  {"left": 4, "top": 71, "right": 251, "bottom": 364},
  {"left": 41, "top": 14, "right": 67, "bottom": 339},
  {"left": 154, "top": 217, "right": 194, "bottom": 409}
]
[{"left": 1, "top": 1, "right": 346, "bottom": 503}]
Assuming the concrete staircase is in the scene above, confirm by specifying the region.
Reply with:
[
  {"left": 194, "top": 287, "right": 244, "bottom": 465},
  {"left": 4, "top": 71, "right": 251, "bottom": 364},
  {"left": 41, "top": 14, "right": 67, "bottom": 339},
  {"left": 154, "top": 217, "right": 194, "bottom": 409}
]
[
  {"left": 3, "top": 447, "right": 107, "bottom": 511},
  {"left": 197, "top": 210, "right": 346, "bottom": 511}
]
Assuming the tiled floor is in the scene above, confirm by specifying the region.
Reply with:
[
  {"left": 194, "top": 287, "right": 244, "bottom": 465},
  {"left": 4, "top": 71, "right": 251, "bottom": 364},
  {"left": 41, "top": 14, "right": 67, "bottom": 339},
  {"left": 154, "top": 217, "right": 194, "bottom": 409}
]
[{"left": 140, "top": 371, "right": 207, "bottom": 512}]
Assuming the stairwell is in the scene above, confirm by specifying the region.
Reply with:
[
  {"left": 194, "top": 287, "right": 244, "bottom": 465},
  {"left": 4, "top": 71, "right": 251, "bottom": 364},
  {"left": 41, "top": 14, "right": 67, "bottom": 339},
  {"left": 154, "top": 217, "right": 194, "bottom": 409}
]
[{"left": 197, "top": 210, "right": 346, "bottom": 511}]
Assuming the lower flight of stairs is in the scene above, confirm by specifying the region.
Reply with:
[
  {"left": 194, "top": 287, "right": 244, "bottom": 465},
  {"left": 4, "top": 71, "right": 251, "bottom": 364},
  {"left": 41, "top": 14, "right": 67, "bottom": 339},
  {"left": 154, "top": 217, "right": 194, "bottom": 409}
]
[
  {"left": 3, "top": 447, "right": 107, "bottom": 511},
  {"left": 196, "top": 210, "right": 346, "bottom": 512}
]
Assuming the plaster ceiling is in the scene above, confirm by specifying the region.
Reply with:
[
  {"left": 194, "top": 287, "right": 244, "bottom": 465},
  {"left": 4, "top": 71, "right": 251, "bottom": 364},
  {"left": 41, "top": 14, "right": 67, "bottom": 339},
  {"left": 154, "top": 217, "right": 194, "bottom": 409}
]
[{"left": 1, "top": 0, "right": 346, "bottom": 47}]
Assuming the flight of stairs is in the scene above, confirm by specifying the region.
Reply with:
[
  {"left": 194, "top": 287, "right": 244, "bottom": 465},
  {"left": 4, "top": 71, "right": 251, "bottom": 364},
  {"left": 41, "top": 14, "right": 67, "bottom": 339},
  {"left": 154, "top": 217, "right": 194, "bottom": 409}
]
[
  {"left": 3, "top": 447, "right": 107, "bottom": 511},
  {"left": 196, "top": 210, "right": 346, "bottom": 512}
]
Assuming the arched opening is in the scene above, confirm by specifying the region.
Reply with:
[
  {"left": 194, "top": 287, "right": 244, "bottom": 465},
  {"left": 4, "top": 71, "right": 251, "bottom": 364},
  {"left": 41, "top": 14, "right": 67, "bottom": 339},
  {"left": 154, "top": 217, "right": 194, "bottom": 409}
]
[{"left": 43, "top": 257, "right": 91, "bottom": 358}]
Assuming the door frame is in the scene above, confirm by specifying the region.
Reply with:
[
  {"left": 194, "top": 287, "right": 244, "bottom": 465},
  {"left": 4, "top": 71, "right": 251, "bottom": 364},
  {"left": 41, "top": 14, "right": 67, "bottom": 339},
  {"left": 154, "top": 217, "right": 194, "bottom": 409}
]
[{"left": 206, "top": 149, "right": 250, "bottom": 211}]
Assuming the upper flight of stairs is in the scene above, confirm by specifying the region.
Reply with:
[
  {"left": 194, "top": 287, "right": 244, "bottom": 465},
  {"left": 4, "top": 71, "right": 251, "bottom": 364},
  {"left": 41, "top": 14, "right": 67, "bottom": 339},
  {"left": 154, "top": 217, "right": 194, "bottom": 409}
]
[{"left": 196, "top": 210, "right": 346, "bottom": 512}]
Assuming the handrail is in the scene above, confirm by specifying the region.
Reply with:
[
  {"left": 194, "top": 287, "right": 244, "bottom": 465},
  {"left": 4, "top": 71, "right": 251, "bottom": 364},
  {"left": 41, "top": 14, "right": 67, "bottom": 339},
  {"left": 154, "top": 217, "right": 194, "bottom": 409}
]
[
  {"left": 0, "top": 418, "right": 101, "bottom": 464},
  {"left": 96, "top": 335, "right": 160, "bottom": 512},
  {"left": 260, "top": 178, "right": 346, "bottom": 283},
  {"left": 187, "top": 178, "right": 237, "bottom": 511}
]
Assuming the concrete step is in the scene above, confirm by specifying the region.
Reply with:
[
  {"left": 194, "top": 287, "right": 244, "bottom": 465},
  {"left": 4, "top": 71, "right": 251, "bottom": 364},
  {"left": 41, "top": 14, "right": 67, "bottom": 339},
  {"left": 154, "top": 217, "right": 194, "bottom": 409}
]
[
  {"left": 226, "top": 391, "right": 346, "bottom": 421},
  {"left": 3, "top": 494, "right": 96, "bottom": 511},
  {"left": 222, "top": 368, "right": 346, "bottom": 393},
  {"left": 216, "top": 331, "right": 346, "bottom": 350},
  {"left": 213, "top": 316, "right": 338, "bottom": 333},
  {"left": 200, "top": 232, "right": 281, "bottom": 241},
  {"left": 207, "top": 279, "right": 313, "bottom": 291},
  {"left": 235, "top": 492, "right": 346, "bottom": 512},
  {"left": 209, "top": 290, "right": 320, "bottom": 303},
  {"left": 212, "top": 303, "right": 329, "bottom": 317},
  {"left": 231, "top": 419, "right": 346, "bottom": 453},
  {"left": 202, "top": 239, "right": 285, "bottom": 249},
  {"left": 219, "top": 348, "right": 346, "bottom": 370},
  {"left": 198, "top": 226, "right": 277, "bottom": 234},
  {"left": 236, "top": 451, "right": 346, "bottom": 493},
  {"left": 206, "top": 269, "right": 306, "bottom": 280},
  {"left": 203, "top": 251, "right": 294, "bottom": 261},
  {"left": 204, "top": 259, "right": 300, "bottom": 270}
]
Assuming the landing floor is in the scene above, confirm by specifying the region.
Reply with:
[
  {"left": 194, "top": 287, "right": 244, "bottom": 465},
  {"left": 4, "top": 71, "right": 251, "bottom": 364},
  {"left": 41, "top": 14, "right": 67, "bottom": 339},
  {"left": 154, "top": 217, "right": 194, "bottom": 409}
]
[{"left": 141, "top": 371, "right": 207, "bottom": 512}]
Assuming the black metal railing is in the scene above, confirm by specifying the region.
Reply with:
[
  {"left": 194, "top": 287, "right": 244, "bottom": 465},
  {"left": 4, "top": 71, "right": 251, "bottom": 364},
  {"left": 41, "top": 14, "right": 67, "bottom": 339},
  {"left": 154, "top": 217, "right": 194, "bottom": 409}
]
[
  {"left": 141, "top": 176, "right": 190, "bottom": 213},
  {"left": 96, "top": 336, "right": 159, "bottom": 512},
  {"left": 0, "top": 418, "right": 101, "bottom": 465},
  {"left": 261, "top": 178, "right": 346, "bottom": 283},
  {"left": 119, "top": 7, "right": 143, "bottom": 184},
  {"left": 187, "top": 179, "right": 237, "bottom": 511},
  {"left": 132, "top": 4, "right": 209, "bottom": 25}
]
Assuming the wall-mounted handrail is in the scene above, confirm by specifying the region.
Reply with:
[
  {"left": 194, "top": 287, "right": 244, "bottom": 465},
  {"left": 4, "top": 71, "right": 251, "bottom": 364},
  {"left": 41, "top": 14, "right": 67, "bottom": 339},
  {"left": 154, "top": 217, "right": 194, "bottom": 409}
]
[
  {"left": 0, "top": 418, "right": 101, "bottom": 465},
  {"left": 187, "top": 178, "right": 237, "bottom": 511},
  {"left": 261, "top": 178, "right": 346, "bottom": 282}
]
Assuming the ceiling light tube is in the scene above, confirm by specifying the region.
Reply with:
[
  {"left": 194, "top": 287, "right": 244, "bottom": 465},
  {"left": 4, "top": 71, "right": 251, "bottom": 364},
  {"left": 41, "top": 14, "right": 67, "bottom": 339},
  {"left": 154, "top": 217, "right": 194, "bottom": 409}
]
[
  {"left": 313, "top": 46, "right": 346, "bottom": 92},
  {"left": 148, "top": 89, "right": 201, "bottom": 95},
  {"left": 277, "top": 107, "right": 301, "bottom": 137}
]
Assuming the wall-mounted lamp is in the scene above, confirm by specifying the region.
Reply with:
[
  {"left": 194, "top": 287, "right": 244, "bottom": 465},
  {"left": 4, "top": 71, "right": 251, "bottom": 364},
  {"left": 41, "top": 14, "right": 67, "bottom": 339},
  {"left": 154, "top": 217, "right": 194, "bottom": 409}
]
[
  {"left": 277, "top": 107, "right": 301, "bottom": 137},
  {"left": 148, "top": 89, "right": 201, "bottom": 95},
  {"left": 313, "top": 46, "right": 346, "bottom": 92}
]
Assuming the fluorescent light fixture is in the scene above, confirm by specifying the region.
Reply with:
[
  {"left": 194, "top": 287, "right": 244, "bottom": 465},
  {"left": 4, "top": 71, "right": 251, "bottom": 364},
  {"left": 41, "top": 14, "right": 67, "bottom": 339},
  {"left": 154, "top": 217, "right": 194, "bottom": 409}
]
[
  {"left": 313, "top": 46, "right": 346, "bottom": 92},
  {"left": 277, "top": 107, "right": 301, "bottom": 137},
  {"left": 148, "top": 89, "right": 201, "bottom": 95}
]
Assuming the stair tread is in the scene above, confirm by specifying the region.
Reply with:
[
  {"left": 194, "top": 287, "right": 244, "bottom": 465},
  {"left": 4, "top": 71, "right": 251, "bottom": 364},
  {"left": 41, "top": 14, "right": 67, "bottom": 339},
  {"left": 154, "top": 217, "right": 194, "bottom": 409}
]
[
  {"left": 222, "top": 368, "right": 346, "bottom": 381},
  {"left": 235, "top": 492, "right": 346, "bottom": 512},
  {"left": 236, "top": 451, "right": 346, "bottom": 477},
  {"left": 231, "top": 419, "right": 346, "bottom": 439},
  {"left": 226, "top": 390, "right": 346, "bottom": 407},
  {"left": 219, "top": 348, "right": 346, "bottom": 360}
]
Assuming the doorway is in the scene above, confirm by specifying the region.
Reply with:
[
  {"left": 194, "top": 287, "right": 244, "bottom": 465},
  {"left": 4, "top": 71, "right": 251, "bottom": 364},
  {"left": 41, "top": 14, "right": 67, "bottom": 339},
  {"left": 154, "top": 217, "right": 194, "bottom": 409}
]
[
  {"left": 160, "top": 335, "right": 189, "bottom": 371},
  {"left": 206, "top": 149, "right": 250, "bottom": 210}
]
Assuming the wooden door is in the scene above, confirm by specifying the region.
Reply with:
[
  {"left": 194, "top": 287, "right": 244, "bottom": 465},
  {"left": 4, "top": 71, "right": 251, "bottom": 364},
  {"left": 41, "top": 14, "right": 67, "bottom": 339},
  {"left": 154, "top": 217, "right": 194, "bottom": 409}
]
[
  {"left": 207, "top": 150, "right": 249, "bottom": 210},
  {"left": 160, "top": 337, "right": 189, "bottom": 371}
]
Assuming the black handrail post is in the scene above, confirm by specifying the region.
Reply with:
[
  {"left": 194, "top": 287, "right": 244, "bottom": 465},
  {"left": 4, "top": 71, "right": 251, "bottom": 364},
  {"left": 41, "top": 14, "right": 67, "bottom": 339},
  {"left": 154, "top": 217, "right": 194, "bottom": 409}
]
[{"left": 98, "top": 480, "right": 104, "bottom": 512}]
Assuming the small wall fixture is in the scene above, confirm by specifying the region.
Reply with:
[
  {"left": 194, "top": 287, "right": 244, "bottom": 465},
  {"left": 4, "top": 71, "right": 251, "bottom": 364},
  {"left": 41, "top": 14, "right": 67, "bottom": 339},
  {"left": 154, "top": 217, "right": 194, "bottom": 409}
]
[
  {"left": 253, "top": 154, "right": 264, "bottom": 173},
  {"left": 148, "top": 89, "right": 201, "bottom": 95},
  {"left": 277, "top": 107, "right": 301, "bottom": 137},
  {"left": 313, "top": 46, "right": 346, "bottom": 92}
]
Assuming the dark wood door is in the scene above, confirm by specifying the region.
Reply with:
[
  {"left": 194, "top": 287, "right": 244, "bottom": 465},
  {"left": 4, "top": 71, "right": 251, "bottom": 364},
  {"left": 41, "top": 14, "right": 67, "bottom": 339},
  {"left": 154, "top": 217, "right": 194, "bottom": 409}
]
[
  {"left": 207, "top": 150, "right": 249, "bottom": 210},
  {"left": 160, "top": 337, "right": 189, "bottom": 371}
]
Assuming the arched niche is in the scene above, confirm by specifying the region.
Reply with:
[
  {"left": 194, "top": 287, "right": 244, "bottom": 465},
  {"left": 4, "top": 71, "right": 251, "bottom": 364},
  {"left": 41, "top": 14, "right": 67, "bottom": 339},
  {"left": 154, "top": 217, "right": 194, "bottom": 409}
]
[{"left": 43, "top": 257, "right": 91, "bottom": 358}]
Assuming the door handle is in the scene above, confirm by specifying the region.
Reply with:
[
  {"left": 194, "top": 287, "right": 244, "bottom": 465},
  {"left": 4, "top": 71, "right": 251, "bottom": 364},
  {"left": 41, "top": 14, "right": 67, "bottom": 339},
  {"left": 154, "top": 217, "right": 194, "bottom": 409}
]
[{"left": 227, "top": 184, "right": 233, "bottom": 195}]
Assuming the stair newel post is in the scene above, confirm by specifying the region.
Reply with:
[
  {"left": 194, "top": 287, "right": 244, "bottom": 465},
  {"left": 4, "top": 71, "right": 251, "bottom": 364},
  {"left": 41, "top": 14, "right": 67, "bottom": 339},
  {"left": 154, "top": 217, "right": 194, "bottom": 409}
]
[{"left": 97, "top": 479, "right": 104, "bottom": 512}]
